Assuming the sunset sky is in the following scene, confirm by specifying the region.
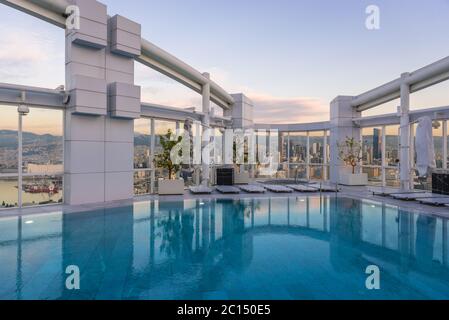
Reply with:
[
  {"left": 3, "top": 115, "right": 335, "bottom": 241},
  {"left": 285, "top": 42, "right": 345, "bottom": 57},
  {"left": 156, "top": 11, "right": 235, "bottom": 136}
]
[{"left": 1, "top": 0, "right": 449, "bottom": 125}]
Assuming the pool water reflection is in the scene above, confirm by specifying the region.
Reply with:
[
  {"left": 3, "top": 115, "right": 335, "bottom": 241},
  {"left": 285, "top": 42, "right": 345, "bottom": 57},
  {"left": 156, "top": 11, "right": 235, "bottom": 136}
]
[{"left": 0, "top": 197, "right": 448, "bottom": 300}]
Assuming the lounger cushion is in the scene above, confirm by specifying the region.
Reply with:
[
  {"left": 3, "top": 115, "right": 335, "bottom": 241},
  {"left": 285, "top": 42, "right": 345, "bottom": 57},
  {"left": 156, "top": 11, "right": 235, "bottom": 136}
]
[
  {"left": 216, "top": 186, "right": 240, "bottom": 194},
  {"left": 189, "top": 186, "right": 213, "bottom": 194},
  {"left": 286, "top": 185, "right": 317, "bottom": 192},
  {"left": 239, "top": 185, "right": 266, "bottom": 193},
  {"left": 263, "top": 185, "right": 293, "bottom": 193},
  {"left": 418, "top": 197, "right": 449, "bottom": 205}
]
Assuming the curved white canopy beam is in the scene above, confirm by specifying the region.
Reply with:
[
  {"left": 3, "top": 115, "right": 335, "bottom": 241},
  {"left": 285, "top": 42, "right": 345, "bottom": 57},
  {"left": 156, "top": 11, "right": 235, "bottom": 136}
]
[{"left": 352, "top": 56, "right": 449, "bottom": 111}]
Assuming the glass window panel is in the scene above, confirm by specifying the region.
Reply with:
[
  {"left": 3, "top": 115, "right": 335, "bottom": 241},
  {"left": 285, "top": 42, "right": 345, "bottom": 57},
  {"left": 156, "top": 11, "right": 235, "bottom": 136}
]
[
  {"left": 0, "top": 177, "right": 18, "bottom": 208},
  {"left": 447, "top": 122, "right": 449, "bottom": 168},
  {"left": 362, "top": 127, "right": 382, "bottom": 166},
  {"left": 309, "top": 165, "right": 323, "bottom": 180},
  {"left": 134, "top": 170, "right": 151, "bottom": 195},
  {"left": 433, "top": 121, "right": 444, "bottom": 169},
  {"left": 273, "top": 163, "right": 288, "bottom": 179},
  {"left": 362, "top": 167, "right": 382, "bottom": 185},
  {"left": 309, "top": 131, "right": 324, "bottom": 164},
  {"left": 385, "top": 125, "right": 400, "bottom": 167},
  {"left": 325, "top": 130, "right": 330, "bottom": 164},
  {"left": 256, "top": 130, "right": 268, "bottom": 164},
  {"left": 385, "top": 168, "right": 400, "bottom": 187},
  {"left": 21, "top": 175, "right": 63, "bottom": 207},
  {"left": 0, "top": 106, "right": 18, "bottom": 174},
  {"left": 154, "top": 120, "right": 177, "bottom": 183},
  {"left": 212, "top": 128, "right": 223, "bottom": 165},
  {"left": 289, "top": 132, "right": 307, "bottom": 163},
  {"left": 289, "top": 164, "right": 307, "bottom": 180},
  {"left": 134, "top": 118, "right": 151, "bottom": 169},
  {"left": 279, "top": 132, "right": 288, "bottom": 163},
  {"left": 256, "top": 164, "right": 274, "bottom": 178},
  {"left": 155, "top": 120, "right": 177, "bottom": 153},
  {"left": 22, "top": 108, "right": 63, "bottom": 175}
]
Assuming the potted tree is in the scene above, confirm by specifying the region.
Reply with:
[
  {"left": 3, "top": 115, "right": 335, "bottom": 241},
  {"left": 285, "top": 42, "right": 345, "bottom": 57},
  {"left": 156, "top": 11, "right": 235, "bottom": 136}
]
[
  {"left": 337, "top": 137, "right": 368, "bottom": 186},
  {"left": 154, "top": 129, "right": 185, "bottom": 195}
]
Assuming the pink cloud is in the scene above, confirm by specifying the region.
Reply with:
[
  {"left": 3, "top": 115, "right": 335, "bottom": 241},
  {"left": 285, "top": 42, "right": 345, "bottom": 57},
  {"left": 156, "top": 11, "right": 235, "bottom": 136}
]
[{"left": 249, "top": 93, "right": 329, "bottom": 124}]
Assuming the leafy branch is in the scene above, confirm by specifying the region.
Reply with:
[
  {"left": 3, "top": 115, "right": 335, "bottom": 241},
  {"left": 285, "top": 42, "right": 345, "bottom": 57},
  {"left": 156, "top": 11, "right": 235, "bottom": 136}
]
[
  {"left": 154, "top": 129, "right": 183, "bottom": 180},
  {"left": 337, "top": 137, "right": 362, "bottom": 174}
]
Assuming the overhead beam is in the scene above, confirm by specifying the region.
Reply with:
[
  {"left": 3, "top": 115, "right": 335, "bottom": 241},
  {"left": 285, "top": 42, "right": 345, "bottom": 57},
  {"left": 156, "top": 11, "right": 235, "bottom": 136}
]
[
  {"left": 353, "top": 56, "right": 449, "bottom": 111},
  {"left": 136, "top": 54, "right": 231, "bottom": 110},
  {"left": 141, "top": 102, "right": 203, "bottom": 122},
  {"left": 140, "top": 39, "right": 234, "bottom": 109},
  {"left": 0, "top": 82, "right": 66, "bottom": 108}
]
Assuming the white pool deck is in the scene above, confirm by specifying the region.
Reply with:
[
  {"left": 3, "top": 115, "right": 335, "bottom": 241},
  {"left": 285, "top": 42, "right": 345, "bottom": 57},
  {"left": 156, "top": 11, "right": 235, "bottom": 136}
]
[{"left": 1, "top": 185, "right": 448, "bottom": 219}]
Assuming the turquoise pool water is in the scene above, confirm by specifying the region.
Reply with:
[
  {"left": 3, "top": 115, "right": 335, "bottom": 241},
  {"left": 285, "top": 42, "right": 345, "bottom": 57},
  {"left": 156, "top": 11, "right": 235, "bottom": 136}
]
[{"left": 0, "top": 196, "right": 448, "bottom": 300}]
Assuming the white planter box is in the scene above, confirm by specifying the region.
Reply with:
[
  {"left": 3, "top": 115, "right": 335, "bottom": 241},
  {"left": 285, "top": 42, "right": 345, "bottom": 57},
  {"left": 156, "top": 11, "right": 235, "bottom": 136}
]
[
  {"left": 339, "top": 173, "right": 368, "bottom": 186},
  {"left": 158, "top": 178, "right": 184, "bottom": 195},
  {"left": 234, "top": 171, "right": 250, "bottom": 185}
]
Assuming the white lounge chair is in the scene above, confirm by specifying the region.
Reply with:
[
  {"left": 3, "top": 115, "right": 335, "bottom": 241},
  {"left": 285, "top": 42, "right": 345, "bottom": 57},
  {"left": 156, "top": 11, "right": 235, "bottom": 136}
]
[
  {"left": 263, "top": 185, "right": 293, "bottom": 193},
  {"left": 418, "top": 197, "right": 449, "bottom": 206},
  {"left": 390, "top": 192, "right": 446, "bottom": 201},
  {"left": 216, "top": 185, "right": 240, "bottom": 194},
  {"left": 308, "top": 183, "right": 338, "bottom": 192},
  {"left": 189, "top": 186, "right": 213, "bottom": 194},
  {"left": 239, "top": 185, "right": 266, "bottom": 193},
  {"left": 369, "top": 186, "right": 426, "bottom": 197},
  {"left": 286, "top": 185, "right": 317, "bottom": 192}
]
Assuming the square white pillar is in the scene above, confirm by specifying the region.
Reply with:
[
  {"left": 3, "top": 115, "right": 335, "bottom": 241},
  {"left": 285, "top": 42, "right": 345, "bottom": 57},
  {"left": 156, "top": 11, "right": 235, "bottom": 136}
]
[{"left": 329, "top": 96, "right": 361, "bottom": 184}]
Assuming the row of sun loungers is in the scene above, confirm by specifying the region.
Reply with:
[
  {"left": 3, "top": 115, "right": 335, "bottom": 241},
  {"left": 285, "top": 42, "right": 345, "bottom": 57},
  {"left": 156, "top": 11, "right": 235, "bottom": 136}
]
[
  {"left": 189, "top": 183, "right": 339, "bottom": 195},
  {"left": 369, "top": 186, "right": 449, "bottom": 207}
]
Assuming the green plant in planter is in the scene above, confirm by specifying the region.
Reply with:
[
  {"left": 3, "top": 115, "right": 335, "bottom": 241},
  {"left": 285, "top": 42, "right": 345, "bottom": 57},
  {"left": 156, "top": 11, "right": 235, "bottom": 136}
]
[
  {"left": 337, "top": 136, "right": 362, "bottom": 174},
  {"left": 154, "top": 129, "right": 183, "bottom": 180}
]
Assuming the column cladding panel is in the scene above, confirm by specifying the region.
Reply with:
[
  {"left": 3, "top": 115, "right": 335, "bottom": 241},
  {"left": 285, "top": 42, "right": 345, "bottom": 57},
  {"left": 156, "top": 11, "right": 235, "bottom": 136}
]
[{"left": 226, "top": 93, "right": 254, "bottom": 129}]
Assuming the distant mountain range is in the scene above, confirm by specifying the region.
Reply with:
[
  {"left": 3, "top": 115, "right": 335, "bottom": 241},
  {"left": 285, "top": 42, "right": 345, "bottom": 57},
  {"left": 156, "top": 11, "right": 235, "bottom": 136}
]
[
  {"left": 134, "top": 133, "right": 151, "bottom": 146},
  {"left": 0, "top": 130, "right": 61, "bottom": 149}
]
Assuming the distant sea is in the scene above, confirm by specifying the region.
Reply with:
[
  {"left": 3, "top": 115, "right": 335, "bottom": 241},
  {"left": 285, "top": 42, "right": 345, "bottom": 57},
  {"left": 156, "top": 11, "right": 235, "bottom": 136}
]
[{"left": 0, "top": 180, "right": 62, "bottom": 207}]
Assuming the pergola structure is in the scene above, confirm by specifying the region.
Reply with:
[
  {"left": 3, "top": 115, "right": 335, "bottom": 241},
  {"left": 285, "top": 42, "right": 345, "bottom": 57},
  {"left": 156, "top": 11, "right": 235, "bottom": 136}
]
[
  {"left": 331, "top": 56, "right": 449, "bottom": 190},
  {"left": 1, "top": 0, "right": 449, "bottom": 207}
]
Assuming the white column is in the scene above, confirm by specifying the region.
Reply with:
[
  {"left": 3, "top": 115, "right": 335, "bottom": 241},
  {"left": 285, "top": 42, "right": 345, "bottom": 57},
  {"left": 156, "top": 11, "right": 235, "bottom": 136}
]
[
  {"left": 323, "top": 130, "right": 328, "bottom": 180},
  {"left": 443, "top": 120, "right": 447, "bottom": 170},
  {"left": 399, "top": 73, "right": 411, "bottom": 190},
  {"left": 306, "top": 131, "right": 310, "bottom": 180},
  {"left": 202, "top": 72, "right": 211, "bottom": 186},
  {"left": 329, "top": 96, "right": 360, "bottom": 184},
  {"left": 18, "top": 113, "right": 23, "bottom": 208},
  {"left": 150, "top": 118, "right": 155, "bottom": 194},
  {"left": 381, "top": 125, "right": 386, "bottom": 186}
]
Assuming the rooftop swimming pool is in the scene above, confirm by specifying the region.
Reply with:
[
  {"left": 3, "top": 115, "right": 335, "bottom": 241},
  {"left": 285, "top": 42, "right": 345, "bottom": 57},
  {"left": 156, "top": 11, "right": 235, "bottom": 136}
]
[{"left": 0, "top": 196, "right": 448, "bottom": 300}]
